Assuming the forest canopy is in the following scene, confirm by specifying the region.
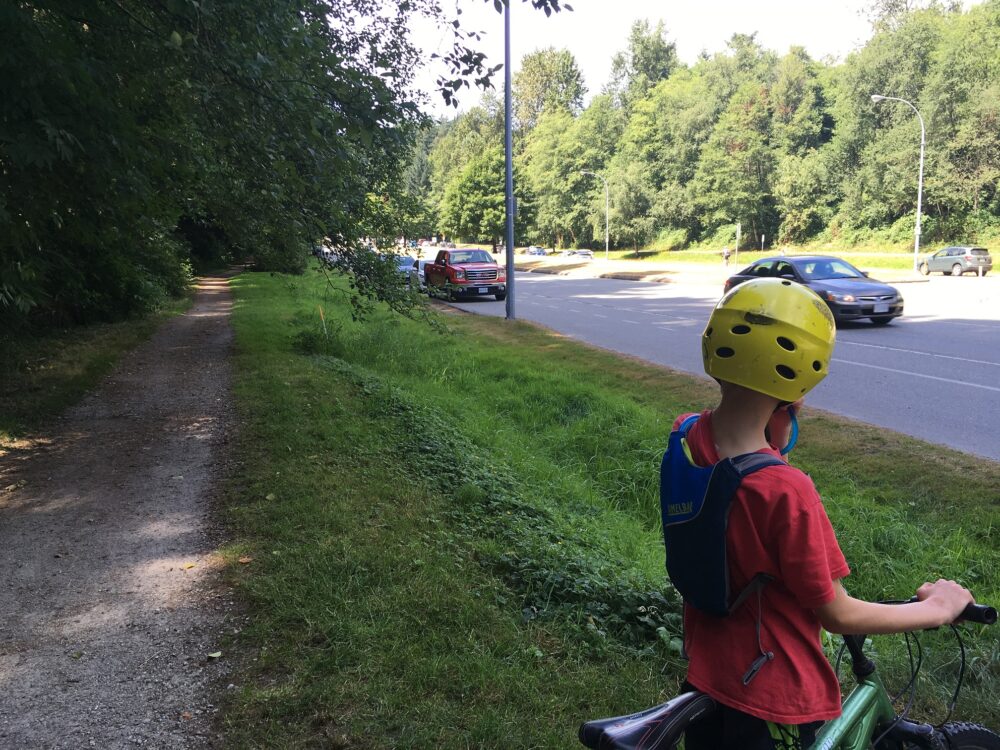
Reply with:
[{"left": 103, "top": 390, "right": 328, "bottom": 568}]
[{"left": 416, "top": 1, "right": 1000, "bottom": 253}]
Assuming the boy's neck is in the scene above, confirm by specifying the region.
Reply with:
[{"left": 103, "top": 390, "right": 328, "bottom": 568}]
[{"left": 710, "top": 385, "right": 781, "bottom": 459}]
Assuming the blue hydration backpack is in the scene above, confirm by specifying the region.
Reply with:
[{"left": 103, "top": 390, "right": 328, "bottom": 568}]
[
  {"left": 660, "top": 414, "right": 784, "bottom": 617},
  {"left": 660, "top": 415, "right": 786, "bottom": 683}
]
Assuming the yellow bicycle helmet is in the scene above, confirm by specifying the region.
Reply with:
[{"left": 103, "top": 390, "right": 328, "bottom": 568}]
[{"left": 703, "top": 278, "right": 836, "bottom": 402}]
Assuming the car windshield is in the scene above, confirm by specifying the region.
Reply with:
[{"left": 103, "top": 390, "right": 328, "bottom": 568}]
[
  {"left": 395, "top": 256, "right": 414, "bottom": 269},
  {"left": 450, "top": 250, "right": 494, "bottom": 263},
  {"left": 971, "top": 248, "right": 989, "bottom": 256},
  {"left": 795, "top": 259, "right": 864, "bottom": 280}
]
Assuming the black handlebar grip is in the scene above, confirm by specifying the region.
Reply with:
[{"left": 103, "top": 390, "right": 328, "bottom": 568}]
[
  {"left": 961, "top": 603, "right": 997, "bottom": 624},
  {"left": 904, "top": 597, "right": 996, "bottom": 624}
]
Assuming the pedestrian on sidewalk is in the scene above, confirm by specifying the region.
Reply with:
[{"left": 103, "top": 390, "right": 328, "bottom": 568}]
[{"left": 722, "top": 246, "right": 732, "bottom": 266}]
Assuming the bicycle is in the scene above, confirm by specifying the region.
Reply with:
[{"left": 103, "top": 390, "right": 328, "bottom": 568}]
[{"left": 579, "top": 601, "right": 999, "bottom": 750}]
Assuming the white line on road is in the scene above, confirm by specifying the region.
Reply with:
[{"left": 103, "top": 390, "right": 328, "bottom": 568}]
[
  {"left": 839, "top": 340, "right": 1000, "bottom": 368},
  {"left": 623, "top": 319, "right": 640, "bottom": 325},
  {"left": 833, "top": 358, "right": 1000, "bottom": 393}
]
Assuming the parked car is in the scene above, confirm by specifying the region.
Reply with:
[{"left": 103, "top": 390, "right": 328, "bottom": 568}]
[
  {"left": 424, "top": 248, "right": 507, "bottom": 301},
  {"left": 573, "top": 249, "right": 595, "bottom": 260},
  {"left": 918, "top": 246, "right": 991, "bottom": 276},
  {"left": 393, "top": 254, "right": 415, "bottom": 281},
  {"left": 525, "top": 246, "right": 547, "bottom": 256},
  {"left": 408, "top": 258, "right": 430, "bottom": 290},
  {"left": 724, "top": 255, "right": 903, "bottom": 325}
]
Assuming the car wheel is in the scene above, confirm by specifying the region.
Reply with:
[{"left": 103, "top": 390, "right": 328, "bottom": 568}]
[
  {"left": 871, "top": 316, "right": 894, "bottom": 326},
  {"left": 952, "top": 263, "right": 964, "bottom": 277},
  {"left": 495, "top": 293, "right": 507, "bottom": 301},
  {"left": 918, "top": 262, "right": 929, "bottom": 275}
]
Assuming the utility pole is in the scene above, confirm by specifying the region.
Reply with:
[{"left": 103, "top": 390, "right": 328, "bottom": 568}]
[{"left": 503, "top": 1, "right": 515, "bottom": 319}]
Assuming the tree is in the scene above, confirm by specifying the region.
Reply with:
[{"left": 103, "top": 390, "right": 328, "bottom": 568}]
[
  {"left": 606, "top": 20, "right": 680, "bottom": 110},
  {"left": 427, "top": 105, "right": 504, "bottom": 210},
  {"left": 0, "top": 0, "right": 572, "bottom": 331},
  {"left": 693, "top": 82, "right": 777, "bottom": 247},
  {"left": 513, "top": 48, "right": 586, "bottom": 130},
  {"left": 439, "top": 146, "right": 532, "bottom": 245}
]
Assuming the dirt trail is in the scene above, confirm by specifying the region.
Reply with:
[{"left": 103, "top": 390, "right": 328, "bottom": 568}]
[{"left": 0, "top": 275, "right": 237, "bottom": 748}]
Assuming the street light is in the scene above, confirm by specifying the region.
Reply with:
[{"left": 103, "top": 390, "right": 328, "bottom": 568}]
[
  {"left": 871, "top": 94, "right": 926, "bottom": 272},
  {"left": 581, "top": 170, "right": 609, "bottom": 261}
]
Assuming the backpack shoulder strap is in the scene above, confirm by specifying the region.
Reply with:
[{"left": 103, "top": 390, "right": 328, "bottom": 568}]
[{"left": 729, "top": 451, "right": 785, "bottom": 478}]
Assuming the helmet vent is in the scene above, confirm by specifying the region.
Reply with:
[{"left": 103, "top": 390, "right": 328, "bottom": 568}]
[
  {"left": 706, "top": 327, "right": 713, "bottom": 336},
  {"left": 716, "top": 347, "right": 735, "bottom": 358},
  {"left": 731, "top": 324, "right": 751, "bottom": 335},
  {"left": 812, "top": 360, "right": 822, "bottom": 371},
  {"left": 776, "top": 364, "right": 796, "bottom": 380},
  {"left": 776, "top": 336, "right": 796, "bottom": 351}
]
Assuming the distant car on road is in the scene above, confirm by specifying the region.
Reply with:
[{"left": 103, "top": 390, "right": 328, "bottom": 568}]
[
  {"left": 525, "top": 246, "right": 547, "bottom": 256},
  {"left": 724, "top": 255, "right": 904, "bottom": 326},
  {"left": 919, "top": 246, "right": 991, "bottom": 276},
  {"left": 408, "top": 259, "right": 430, "bottom": 290},
  {"left": 573, "top": 249, "right": 594, "bottom": 260}
]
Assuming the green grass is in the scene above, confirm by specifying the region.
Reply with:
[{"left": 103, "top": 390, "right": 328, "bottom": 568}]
[
  {"left": 221, "top": 268, "right": 999, "bottom": 747},
  {"left": 0, "top": 297, "right": 191, "bottom": 443}
]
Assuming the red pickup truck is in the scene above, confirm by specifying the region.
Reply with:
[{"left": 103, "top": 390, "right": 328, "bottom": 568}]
[{"left": 424, "top": 248, "right": 507, "bottom": 301}]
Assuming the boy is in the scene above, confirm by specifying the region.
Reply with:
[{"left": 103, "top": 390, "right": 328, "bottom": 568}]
[{"left": 666, "top": 277, "right": 973, "bottom": 749}]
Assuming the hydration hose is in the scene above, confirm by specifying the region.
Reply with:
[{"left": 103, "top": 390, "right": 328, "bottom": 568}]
[{"left": 780, "top": 407, "right": 798, "bottom": 456}]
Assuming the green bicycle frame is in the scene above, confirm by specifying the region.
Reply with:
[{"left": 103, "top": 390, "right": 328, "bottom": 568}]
[{"left": 810, "top": 670, "right": 897, "bottom": 750}]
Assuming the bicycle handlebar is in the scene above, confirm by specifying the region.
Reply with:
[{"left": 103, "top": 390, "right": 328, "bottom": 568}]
[
  {"left": 903, "top": 598, "right": 997, "bottom": 625},
  {"left": 960, "top": 602, "right": 997, "bottom": 624}
]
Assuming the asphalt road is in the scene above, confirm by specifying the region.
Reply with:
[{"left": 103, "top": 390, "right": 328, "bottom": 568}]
[{"left": 448, "top": 270, "right": 1000, "bottom": 462}]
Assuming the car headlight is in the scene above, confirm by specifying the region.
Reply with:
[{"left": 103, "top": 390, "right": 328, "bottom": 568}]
[{"left": 823, "top": 291, "right": 856, "bottom": 303}]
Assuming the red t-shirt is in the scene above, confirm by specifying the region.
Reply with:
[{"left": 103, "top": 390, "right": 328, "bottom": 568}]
[{"left": 674, "top": 410, "right": 851, "bottom": 724}]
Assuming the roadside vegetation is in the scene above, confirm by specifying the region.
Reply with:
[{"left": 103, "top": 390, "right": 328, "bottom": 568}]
[{"left": 220, "top": 268, "right": 1000, "bottom": 747}]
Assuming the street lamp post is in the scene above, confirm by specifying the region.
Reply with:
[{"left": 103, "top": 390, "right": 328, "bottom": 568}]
[
  {"left": 871, "top": 94, "right": 925, "bottom": 272},
  {"left": 503, "top": 2, "right": 515, "bottom": 319},
  {"left": 581, "top": 170, "right": 609, "bottom": 260}
]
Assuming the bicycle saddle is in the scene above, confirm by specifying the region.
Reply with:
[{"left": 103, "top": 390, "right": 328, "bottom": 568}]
[{"left": 579, "top": 692, "right": 718, "bottom": 750}]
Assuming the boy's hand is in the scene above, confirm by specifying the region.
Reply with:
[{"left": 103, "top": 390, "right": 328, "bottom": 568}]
[{"left": 915, "top": 579, "right": 975, "bottom": 625}]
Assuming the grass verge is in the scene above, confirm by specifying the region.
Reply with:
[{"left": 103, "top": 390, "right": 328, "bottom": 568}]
[{"left": 222, "top": 268, "right": 1000, "bottom": 748}]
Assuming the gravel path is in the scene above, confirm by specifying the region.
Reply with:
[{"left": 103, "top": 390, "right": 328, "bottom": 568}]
[{"left": 0, "top": 275, "right": 237, "bottom": 748}]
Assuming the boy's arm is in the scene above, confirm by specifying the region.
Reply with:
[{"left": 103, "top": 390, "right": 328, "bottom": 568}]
[{"left": 815, "top": 579, "right": 974, "bottom": 634}]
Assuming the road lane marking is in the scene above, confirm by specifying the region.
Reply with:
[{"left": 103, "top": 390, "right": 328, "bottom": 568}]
[
  {"left": 839, "top": 340, "right": 1000, "bottom": 368},
  {"left": 833, "top": 358, "right": 1000, "bottom": 393}
]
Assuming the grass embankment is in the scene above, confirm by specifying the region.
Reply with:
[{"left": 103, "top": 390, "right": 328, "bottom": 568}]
[
  {"left": 0, "top": 298, "right": 190, "bottom": 445},
  {"left": 223, "top": 268, "right": 999, "bottom": 747}
]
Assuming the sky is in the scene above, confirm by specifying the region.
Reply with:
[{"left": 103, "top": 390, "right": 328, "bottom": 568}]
[{"left": 408, "top": 0, "right": 972, "bottom": 117}]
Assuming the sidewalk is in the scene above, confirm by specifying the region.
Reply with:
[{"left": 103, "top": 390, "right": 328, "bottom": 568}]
[{"left": 510, "top": 255, "right": 934, "bottom": 286}]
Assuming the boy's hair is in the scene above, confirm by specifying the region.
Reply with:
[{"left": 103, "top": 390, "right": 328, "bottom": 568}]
[{"left": 702, "top": 278, "right": 836, "bottom": 402}]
